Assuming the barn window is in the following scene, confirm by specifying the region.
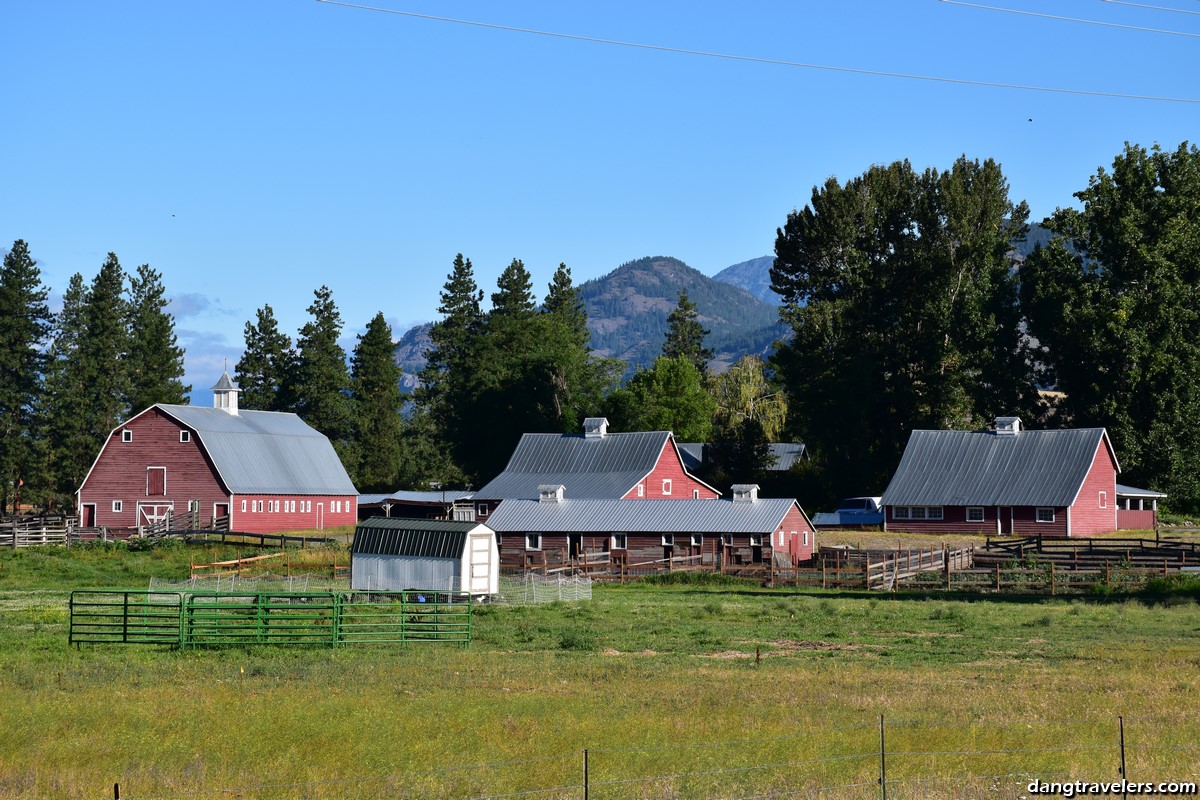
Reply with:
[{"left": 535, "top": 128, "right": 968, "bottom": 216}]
[
  {"left": 893, "top": 506, "right": 910, "bottom": 519},
  {"left": 525, "top": 534, "right": 542, "bottom": 551},
  {"left": 476, "top": 503, "right": 489, "bottom": 516},
  {"left": 802, "top": 531, "right": 809, "bottom": 546},
  {"left": 121, "top": 429, "right": 132, "bottom": 442},
  {"left": 179, "top": 431, "right": 190, "bottom": 443},
  {"left": 927, "top": 507, "right": 944, "bottom": 520},
  {"left": 691, "top": 533, "right": 703, "bottom": 546},
  {"left": 610, "top": 534, "right": 627, "bottom": 550},
  {"left": 693, "top": 490, "right": 699, "bottom": 499},
  {"left": 662, "top": 479, "right": 672, "bottom": 496},
  {"left": 662, "top": 534, "right": 675, "bottom": 547},
  {"left": 749, "top": 534, "right": 763, "bottom": 547},
  {"left": 1036, "top": 507, "right": 1055, "bottom": 523},
  {"left": 722, "top": 534, "right": 733, "bottom": 546},
  {"left": 1098, "top": 491, "right": 1107, "bottom": 509},
  {"left": 637, "top": 483, "right": 644, "bottom": 497},
  {"left": 188, "top": 500, "right": 199, "bottom": 512},
  {"left": 241, "top": 500, "right": 247, "bottom": 513},
  {"left": 966, "top": 507, "right": 984, "bottom": 523},
  {"left": 112, "top": 500, "right": 123, "bottom": 513}
]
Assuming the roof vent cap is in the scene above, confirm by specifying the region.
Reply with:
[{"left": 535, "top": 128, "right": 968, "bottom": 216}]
[
  {"left": 583, "top": 417, "right": 609, "bottom": 439},
  {"left": 538, "top": 484, "right": 565, "bottom": 504},
  {"left": 994, "top": 417, "right": 1022, "bottom": 436},
  {"left": 731, "top": 484, "right": 760, "bottom": 503}
]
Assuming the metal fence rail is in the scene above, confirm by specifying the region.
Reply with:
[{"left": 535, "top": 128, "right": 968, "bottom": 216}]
[{"left": 68, "top": 590, "right": 472, "bottom": 648}]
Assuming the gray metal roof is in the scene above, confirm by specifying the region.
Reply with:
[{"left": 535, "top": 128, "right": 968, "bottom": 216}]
[
  {"left": 157, "top": 404, "right": 357, "bottom": 495},
  {"left": 352, "top": 518, "right": 485, "bottom": 557},
  {"left": 210, "top": 372, "right": 238, "bottom": 392},
  {"left": 676, "top": 442, "right": 807, "bottom": 473},
  {"left": 881, "top": 428, "right": 1114, "bottom": 507},
  {"left": 486, "top": 498, "right": 809, "bottom": 534},
  {"left": 811, "top": 511, "right": 885, "bottom": 527},
  {"left": 358, "top": 490, "right": 475, "bottom": 506},
  {"left": 475, "top": 431, "right": 678, "bottom": 500},
  {"left": 1115, "top": 484, "right": 1167, "bottom": 499}
]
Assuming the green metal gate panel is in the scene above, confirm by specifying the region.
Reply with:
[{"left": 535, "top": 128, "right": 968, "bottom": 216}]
[
  {"left": 69, "top": 591, "right": 184, "bottom": 646},
  {"left": 339, "top": 592, "right": 472, "bottom": 645}
]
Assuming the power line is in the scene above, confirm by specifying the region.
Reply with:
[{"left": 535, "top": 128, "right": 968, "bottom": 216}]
[
  {"left": 314, "top": 0, "right": 1200, "bottom": 104},
  {"left": 940, "top": 0, "right": 1200, "bottom": 36},
  {"left": 1100, "top": 0, "right": 1200, "bottom": 16}
]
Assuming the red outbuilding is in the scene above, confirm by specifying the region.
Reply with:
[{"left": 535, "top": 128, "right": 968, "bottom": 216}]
[{"left": 76, "top": 373, "right": 358, "bottom": 533}]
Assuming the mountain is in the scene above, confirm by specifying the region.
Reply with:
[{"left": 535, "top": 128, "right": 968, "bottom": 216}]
[
  {"left": 578, "top": 256, "right": 784, "bottom": 375},
  {"left": 712, "top": 255, "right": 777, "bottom": 304},
  {"left": 393, "top": 322, "right": 431, "bottom": 393}
]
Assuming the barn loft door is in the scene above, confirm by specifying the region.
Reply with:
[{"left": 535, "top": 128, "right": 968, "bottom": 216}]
[{"left": 146, "top": 467, "right": 166, "bottom": 496}]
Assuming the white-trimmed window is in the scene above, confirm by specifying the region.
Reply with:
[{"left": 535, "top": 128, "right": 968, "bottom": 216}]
[
  {"left": 112, "top": 500, "right": 123, "bottom": 513},
  {"left": 1098, "top": 491, "right": 1107, "bottom": 509},
  {"left": 121, "top": 429, "right": 132, "bottom": 442},
  {"left": 749, "top": 534, "right": 763, "bottom": 547},
  {"left": 637, "top": 483, "right": 644, "bottom": 497},
  {"left": 188, "top": 500, "right": 199, "bottom": 512},
  {"left": 928, "top": 507, "right": 944, "bottom": 520},
  {"left": 255, "top": 500, "right": 264, "bottom": 513},
  {"left": 693, "top": 490, "right": 700, "bottom": 499},
  {"left": 662, "top": 534, "right": 675, "bottom": 547},
  {"left": 966, "top": 507, "right": 985, "bottom": 523},
  {"left": 179, "top": 430, "right": 190, "bottom": 443},
  {"left": 1036, "top": 507, "right": 1056, "bottom": 523},
  {"left": 895, "top": 506, "right": 943, "bottom": 520},
  {"left": 305, "top": 500, "right": 312, "bottom": 513},
  {"left": 802, "top": 531, "right": 810, "bottom": 546},
  {"left": 691, "top": 533, "right": 703, "bottom": 547},
  {"left": 611, "top": 534, "right": 627, "bottom": 550},
  {"left": 893, "top": 506, "right": 910, "bottom": 519},
  {"left": 476, "top": 503, "right": 489, "bottom": 517},
  {"left": 241, "top": 500, "right": 247, "bottom": 513},
  {"left": 662, "top": 479, "right": 672, "bottom": 496},
  {"left": 525, "top": 534, "right": 542, "bottom": 551},
  {"left": 722, "top": 533, "right": 733, "bottom": 546}
]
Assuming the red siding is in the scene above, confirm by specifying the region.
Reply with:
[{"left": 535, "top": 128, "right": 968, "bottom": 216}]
[
  {"left": 779, "top": 504, "right": 815, "bottom": 562},
  {"left": 621, "top": 440, "right": 720, "bottom": 500},
  {"left": 1070, "top": 439, "right": 1119, "bottom": 536},
  {"left": 1117, "top": 509, "right": 1156, "bottom": 530},
  {"left": 79, "top": 408, "right": 229, "bottom": 528},
  {"left": 232, "top": 495, "right": 357, "bottom": 533},
  {"left": 885, "top": 505, "right": 1070, "bottom": 537}
]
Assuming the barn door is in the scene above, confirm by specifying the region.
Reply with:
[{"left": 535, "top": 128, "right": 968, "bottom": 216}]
[
  {"left": 146, "top": 467, "right": 166, "bottom": 496},
  {"left": 137, "top": 502, "right": 174, "bottom": 526},
  {"left": 81, "top": 504, "right": 96, "bottom": 527},
  {"left": 468, "top": 535, "right": 491, "bottom": 594},
  {"left": 568, "top": 534, "right": 583, "bottom": 560}
]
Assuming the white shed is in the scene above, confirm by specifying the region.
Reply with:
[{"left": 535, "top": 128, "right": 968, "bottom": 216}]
[{"left": 350, "top": 518, "right": 499, "bottom": 596}]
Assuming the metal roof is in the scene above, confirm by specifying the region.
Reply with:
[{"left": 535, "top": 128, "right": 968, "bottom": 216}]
[
  {"left": 475, "top": 431, "right": 676, "bottom": 500},
  {"left": 351, "top": 518, "right": 487, "bottom": 556},
  {"left": 358, "top": 490, "right": 475, "bottom": 505},
  {"left": 811, "top": 511, "right": 885, "bottom": 527},
  {"left": 881, "top": 428, "right": 1114, "bottom": 507},
  {"left": 1115, "top": 484, "right": 1167, "bottom": 499},
  {"left": 676, "top": 442, "right": 807, "bottom": 473},
  {"left": 486, "top": 498, "right": 808, "bottom": 534},
  {"left": 157, "top": 405, "right": 357, "bottom": 495}
]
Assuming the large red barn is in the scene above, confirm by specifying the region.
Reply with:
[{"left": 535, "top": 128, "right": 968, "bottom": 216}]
[{"left": 77, "top": 373, "right": 357, "bottom": 532}]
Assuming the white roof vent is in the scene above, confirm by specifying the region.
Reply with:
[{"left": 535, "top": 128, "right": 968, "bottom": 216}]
[
  {"left": 583, "top": 417, "right": 609, "bottom": 439},
  {"left": 731, "top": 484, "right": 760, "bottom": 503},
  {"left": 994, "top": 417, "right": 1022, "bottom": 436},
  {"left": 538, "top": 484, "right": 565, "bottom": 504}
]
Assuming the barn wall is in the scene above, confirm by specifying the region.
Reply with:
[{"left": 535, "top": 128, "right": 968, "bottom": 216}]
[
  {"left": 778, "top": 505, "right": 815, "bottom": 562},
  {"left": 1070, "top": 440, "right": 1119, "bottom": 536},
  {"left": 233, "top": 495, "right": 358, "bottom": 533},
  {"left": 886, "top": 506, "right": 999, "bottom": 536},
  {"left": 351, "top": 554, "right": 459, "bottom": 591},
  {"left": 78, "top": 408, "right": 228, "bottom": 528},
  {"left": 621, "top": 440, "right": 720, "bottom": 500}
]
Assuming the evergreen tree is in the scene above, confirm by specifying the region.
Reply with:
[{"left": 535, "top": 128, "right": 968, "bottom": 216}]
[
  {"left": 490, "top": 258, "right": 537, "bottom": 320},
  {"left": 603, "top": 356, "right": 715, "bottom": 441},
  {"left": 0, "top": 241, "right": 53, "bottom": 513},
  {"left": 705, "top": 417, "right": 775, "bottom": 489},
  {"left": 235, "top": 304, "right": 297, "bottom": 411},
  {"left": 77, "top": 253, "right": 130, "bottom": 459},
  {"left": 351, "top": 312, "right": 404, "bottom": 492},
  {"left": 125, "top": 263, "right": 189, "bottom": 411},
  {"left": 294, "top": 286, "right": 355, "bottom": 467},
  {"left": 662, "top": 290, "right": 713, "bottom": 376},
  {"left": 42, "top": 274, "right": 97, "bottom": 508},
  {"left": 543, "top": 262, "right": 589, "bottom": 349},
  {"left": 1021, "top": 141, "right": 1200, "bottom": 511}
]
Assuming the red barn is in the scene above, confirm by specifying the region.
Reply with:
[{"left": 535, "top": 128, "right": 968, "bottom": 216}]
[
  {"left": 487, "top": 483, "right": 815, "bottom": 568},
  {"left": 471, "top": 417, "right": 720, "bottom": 520},
  {"left": 77, "top": 373, "right": 358, "bottom": 533},
  {"left": 881, "top": 417, "right": 1120, "bottom": 537}
]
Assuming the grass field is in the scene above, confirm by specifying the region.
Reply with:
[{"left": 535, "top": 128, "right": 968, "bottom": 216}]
[{"left": 1, "top": 542, "right": 1199, "bottom": 799}]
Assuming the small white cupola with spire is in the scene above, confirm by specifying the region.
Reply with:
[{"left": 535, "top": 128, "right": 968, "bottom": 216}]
[{"left": 211, "top": 370, "right": 241, "bottom": 415}]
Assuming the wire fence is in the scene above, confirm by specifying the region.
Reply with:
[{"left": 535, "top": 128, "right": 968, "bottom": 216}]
[
  {"left": 111, "top": 715, "right": 1200, "bottom": 800},
  {"left": 493, "top": 573, "right": 593, "bottom": 605}
]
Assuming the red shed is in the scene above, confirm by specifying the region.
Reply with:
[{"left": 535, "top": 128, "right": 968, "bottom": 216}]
[
  {"left": 77, "top": 373, "right": 358, "bottom": 532},
  {"left": 881, "top": 417, "right": 1120, "bottom": 538},
  {"left": 471, "top": 417, "right": 720, "bottom": 519}
]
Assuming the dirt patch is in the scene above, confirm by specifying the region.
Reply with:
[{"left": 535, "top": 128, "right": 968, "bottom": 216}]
[
  {"left": 874, "top": 631, "right": 964, "bottom": 639},
  {"left": 701, "top": 640, "right": 869, "bottom": 658},
  {"left": 601, "top": 648, "right": 658, "bottom": 656}
]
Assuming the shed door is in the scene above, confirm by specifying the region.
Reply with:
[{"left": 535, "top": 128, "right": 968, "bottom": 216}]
[{"left": 468, "top": 536, "right": 491, "bottom": 593}]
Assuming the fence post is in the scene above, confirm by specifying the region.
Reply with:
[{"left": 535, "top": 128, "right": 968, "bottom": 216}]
[
  {"left": 1050, "top": 562, "right": 1055, "bottom": 596},
  {"left": 995, "top": 563, "right": 1001, "bottom": 592},
  {"left": 584, "top": 748, "right": 589, "bottom": 800},
  {"left": 1119, "top": 716, "right": 1127, "bottom": 800},
  {"left": 879, "top": 714, "right": 887, "bottom": 800}
]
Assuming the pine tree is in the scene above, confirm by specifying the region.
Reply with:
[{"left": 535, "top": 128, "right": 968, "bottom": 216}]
[
  {"left": 662, "top": 290, "right": 713, "bottom": 376},
  {"left": 0, "top": 241, "right": 53, "bottom": 513},
  {"left": 543, "top": 262, "right": 589, "bottom": 349},
  {"left": 43, "top": 273, "right": 95, "bottom": 508},
  {"left": 294, "top": 286, "right": 355, "bottom": 466},
  {"left": 351, "top": 312, "right": 404, "bottom": 492},
  {"left": 125, "top": 263, "right": 189, "bottom": 411},
  {"left": 235, "top": 304, "right": 297, "bottom": 411}
]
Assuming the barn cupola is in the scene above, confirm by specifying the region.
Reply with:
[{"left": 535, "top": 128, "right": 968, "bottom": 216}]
[
  {"left": 211, "top": 370, "right": 241, "bottom": 415},
  {"left": 994, "top": 416, "right": 1022, "bottom": 436},
  {"left": 583, "top": 417, "right": 609, "bottom": 439},
  {"left": 731, "top": 484, "right": 760, "bottom": 503},
  {"left": 538, "top": 484, "right": 565, "bottom": 504}
]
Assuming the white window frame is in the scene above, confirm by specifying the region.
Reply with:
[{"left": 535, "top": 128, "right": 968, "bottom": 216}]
[
  {"left": 722, "top": 533, "right": 733, "bottom": 546},
  {"left": 179, "top": 430, "right": 190, "bottom": 443},
  {"left": 1036, "top": 507, "right": 1056, "bottom": 523},
  {"left": 893, "top": 506, "right": 910, "bottom": 519},
  {"left": 691, "top": 533, "right": 703, "bottom": 547},
  {"left": 112, "top": 500, "right": 123, "bottom": 513},
  {"left": 927, "top": 506, "right": 944, "bottom": 520},
  {"left": 662, "top": 479, "right": 672, "bottom": 496},
  {"left": 611, "top": 533, "right": 627, "bottom": 550},
  {"left": 525, "top": 533, "right": 542, "bottom": 551},
  {"left": 661, "top": 534, "right": 675, "bottom": 547},
  {"left": 966, "top": 507, "right": 985, "bottom": 523},
  {"left": 241, "top": 500, "right": 247, "bottom": 513},
  {"left": 693, "top": 490, "right": 700, "bottom": 499},
  {"left": 188, "top": 500, "right": 199, "bottom": 512},
  {"left": 476, "top": 502, "right": 488, "bottom": 516},
  {"left": 1098, "top": 491, "right": 1107, "bottom": 509},
  {"left": 121, "top": 429, "right": 132, "bottom": 442},
  {"left": 637, "top": 483, "right": 644, "bottom": 497},
  {"left": 749, "top": 534, "right": 763, "bottom": 547},
  {"left": 802, "top": 531, "right": 810, "bottom": 546}
]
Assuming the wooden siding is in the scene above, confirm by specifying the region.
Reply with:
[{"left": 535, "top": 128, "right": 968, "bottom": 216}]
[
  {"left": 79, "top": 408, "right": 228, "bottom": 528},
  {"left": 1070, "top": 439, "right": 1119, "bottom": 536},
  {"left": 779, "top": 504, "right": 815, "bottom": 562},
  {"left": 620, "top": 440, "right": 720, "bottom": 500},
  {"left": 886, "top": 505, "right": 1070, "bottom": 537},
  {"left": 1117, "top": 509, "right": 1156, "bottom": 530},
  {"left": 232, "top": 495, "right": 357, "bottom": 533}
]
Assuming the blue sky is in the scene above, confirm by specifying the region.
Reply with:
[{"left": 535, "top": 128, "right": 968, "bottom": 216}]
[{"left": 4, "top": 0, "right": 1197, "bottom": 402}]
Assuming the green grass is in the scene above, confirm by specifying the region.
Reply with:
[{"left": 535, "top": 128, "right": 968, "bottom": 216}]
[{"left": 2, "top": 545, "right": 1200, "bottom": 799}]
